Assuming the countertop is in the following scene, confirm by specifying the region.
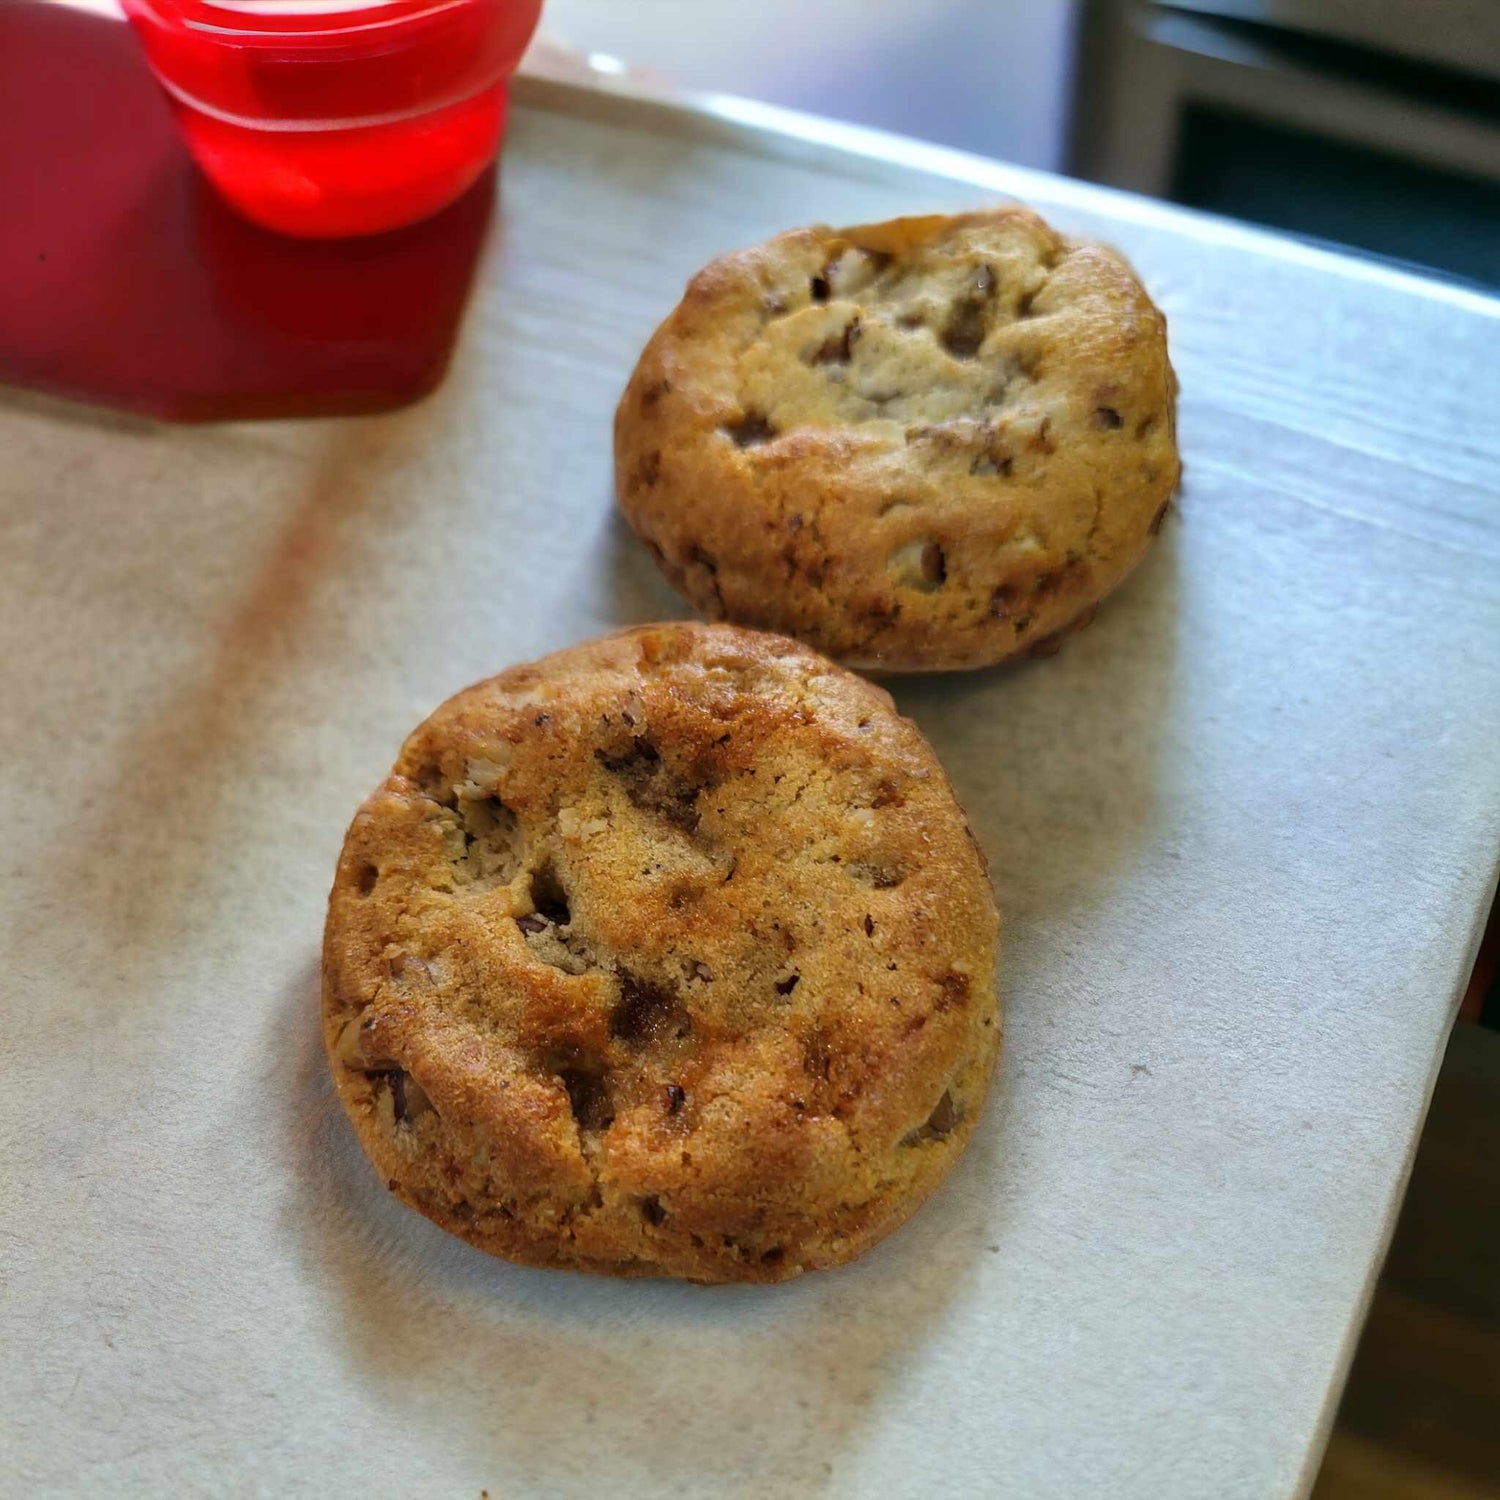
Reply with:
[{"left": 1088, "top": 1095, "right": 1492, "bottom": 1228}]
[{"left": 2, "top": 62, "right": 1498, "bottom": 1500}]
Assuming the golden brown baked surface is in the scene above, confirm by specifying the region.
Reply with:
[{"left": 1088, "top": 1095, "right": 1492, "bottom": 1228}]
[
  {"left": 616, "top": 207, "right": 1179, "bottom": 671},
  {"left": 323, "top": 623, "right": 1000, "bottom": 1282}
]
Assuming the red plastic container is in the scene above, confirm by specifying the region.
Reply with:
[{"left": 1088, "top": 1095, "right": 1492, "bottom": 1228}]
[{"left": 121, "top": 0, "right": 544, "bottom": 237}]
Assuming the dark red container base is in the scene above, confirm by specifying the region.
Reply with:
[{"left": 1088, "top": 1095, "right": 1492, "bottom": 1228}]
[{"left": 0, "top": 0, "right": 494, "bottom": 422}]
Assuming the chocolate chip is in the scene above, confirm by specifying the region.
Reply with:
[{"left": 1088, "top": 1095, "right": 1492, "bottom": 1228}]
[
  {"left": 355, "top": 864, "right": 378, "bottom": 896},
  {"left": 926, "top": 1090, "right": 958, "bottom": 1136},
  {"left": 809, "top": 274, "right": 831, "bottom": 303},
  {"left": 597, "top": 736, "right": 660, "bottom": 774},
  {"left": 372, "top": 1068, "right": 433, "bottom": 1127},
  {"left": 939, "top": 971, "right": 970, "bottom": 1009},
  {"left": 989, "top": 582, "right": 1024, "bottom": 620},
  {"left": 559, "top": 1068, "right": 613, "bottom": 1133},
  {"left": 600, "top": 733, "right": 709, "bottom": 838},
  {"left": 725, "top": 411, "right": 776, "bottom": 448},
  {"left": 388, "top": 1070, "right": 408, "bottom": 1121},
  {"left": 863, "top": 914, "right": 875, "bottom": 937},
  {"left": 810, "top": 316, "right": 860, "bottom": 365},
  {"left": 1094, "top": 406, "right": 1123, "bottom": 430},
  {"left": 664, "top": 1083, "right": 686, "bottom": 1115},
  {"left": 611, "top": 974, "right": 683, "bottom": 1044},
  {"left": 943, "top": 268, "right": 996, "bottom": 360},
  {"left": 609, "top": 751, "right": 703, "bottom": 835},
  {"left": 775, "top": 972, "right": 800, "bottom": 996},
  {"left": 803, "top": 1036, "right": 832, "bottom": 1083},
  {"left": 941, "top": 298, "right": 987, "bottom": 359},
  {"left": 641, "top": 1196, "right": 667, "bottom": 1226}
]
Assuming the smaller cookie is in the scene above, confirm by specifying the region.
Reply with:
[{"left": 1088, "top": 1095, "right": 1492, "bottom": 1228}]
[
  {"left": 616, "top": 206, "right": 1179, "bottom": 671},
  {"left": 323, "top": 623, "right": 1000, "bottom": 1282}
]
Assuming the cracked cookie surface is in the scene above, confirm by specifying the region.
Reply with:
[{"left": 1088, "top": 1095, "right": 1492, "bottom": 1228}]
[
  {"left": 615, "top": 207, "right": 1180, "bottom": 671},
  {"left": 323, "top": 623, "right": 1001, "bottom": 1282}
]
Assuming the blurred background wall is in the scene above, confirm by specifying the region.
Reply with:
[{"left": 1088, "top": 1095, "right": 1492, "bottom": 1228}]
[
  {"left": 542, "top": 0, "right": 1083, "bottom": 171},
  {"left": 539, "top": 0, "right": 1500, "bottom": 292}
]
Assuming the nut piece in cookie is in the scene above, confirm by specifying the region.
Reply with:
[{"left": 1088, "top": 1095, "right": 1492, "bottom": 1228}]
[
  {"left": 615, "top": 207, "right": 1179, "bottom": 671},
  {"left": 322, "top": 622, "right": 1001, "bottom": 1282}
]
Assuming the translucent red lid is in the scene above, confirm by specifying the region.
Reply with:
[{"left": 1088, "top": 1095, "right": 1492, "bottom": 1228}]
[{"left": 123, "top": 0, "right": 542, "bottom": 123}]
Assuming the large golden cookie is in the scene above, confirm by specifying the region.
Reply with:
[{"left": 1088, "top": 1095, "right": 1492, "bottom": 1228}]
[
  {"left": 323, "top": 623, "right": 1000, "bottom": 1281},
  {"left": 616, "top": 208, "right": 1179, "bottom": 670}
]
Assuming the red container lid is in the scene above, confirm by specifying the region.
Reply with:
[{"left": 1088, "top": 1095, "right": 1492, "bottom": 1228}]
[
  {"left": 0, "top": 0, "right": 495, "bottom": 420},
  {"left": 123, "top": 0, "right": 543, "bottom": 124}
]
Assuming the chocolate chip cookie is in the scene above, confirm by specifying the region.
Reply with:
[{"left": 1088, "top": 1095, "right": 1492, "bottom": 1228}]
[
  {"left": 323, "top": 623, "right": 1000, "bottom": 1282},
  {"left": 616, "top": 207, "right": 1179, "bottom": 670}
]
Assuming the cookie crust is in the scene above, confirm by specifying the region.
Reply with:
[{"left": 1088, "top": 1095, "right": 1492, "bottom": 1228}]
[
  {"left": 323, "top": 623, "right": 1000, "bottom": 1282},
  {"left": 616, "top": 207, "right": 1179, "bottom": 670}
]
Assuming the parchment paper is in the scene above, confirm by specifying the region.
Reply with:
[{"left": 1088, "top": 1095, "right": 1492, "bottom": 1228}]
[{"left": 2, "top": 74, "right": 1498, "bottom": 1500}]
